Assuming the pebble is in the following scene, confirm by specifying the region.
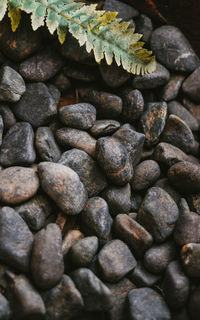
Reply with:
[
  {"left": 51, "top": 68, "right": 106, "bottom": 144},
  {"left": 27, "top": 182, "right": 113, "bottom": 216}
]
[
  {"left": 188, "top": 286, "right": 200, "bottom": 320},
  {"left": 31, "top": 223, "right": 64, "bottom": 289},
  {"left": 161, "top": 74, "right": 185, "bottom": 101},
  {"left": 0, "top": 292, "right": 11, "bottom": 320},
  {"left": 7, "top": 273, "right": 45, "bottom": 319},
  {"left": 38, "top": 162, "right": 87, "bottom": 215},
  {"left": 128, "top": 262, "right": 160, "bottom": 287},
  {"left": 150, "top": 25, "right": 200, "bottom": 72},
  {"left": 64, "top": 61, "right": 98, "bottom": 82},
  {"left": 0, "top": 122, "right": 36, "bottom": 166},
  {"left": 35, "top": 127, "right": 61, "bottom": 162},
  {"left": 154, "top": 178, "right": 181, "bottom": 204},
  {"left": 168, "top": 100, "right": 199, "bottom": 131},
  {"left": 71, "top": 268, "right": 112, "bottom": 311},
  {"left": 103, "top": 0, "right": 139, "bottom": 20},
  {"left": 121, "top": 88, "right": 144, "bottom": 123},
  {"left": 132, "top": 63, "right": 170, "bottom": 89},
  {"left": 69, "top": 236, "right": 98, "bottom": 267},
  {"left": 13, "top": 82, "right": 57, "bottom": 127},
  {"left": 162, "top": 261, "right": 190, "bottom": 309},
  {"left": 114, "top": 214, "right": 153, "bottom": 257},
  {"left": 58, "top": 148, "right": 107, "bottom": 197},
  {"left": 99, "top": 61, "right": 130, "bottom": 87},
  {"left": 101, "top": 184, "right": 131, "bottom": 216},
  {"left": 41, "top": 275, "right": 84, "bottom": 320},
  {"left": 98, "top": 239, "right": 136, "bottom": 282},
  {"left": 56, "top": 127, "right": 96, "bottom": 157},
  {"left": 181, "top": 243, "right": 200, "bottom": 277},
  {"left": 168, "top": 161, "right": 200, "bottom": 194},
  {"left": 137, "top": 187, "right": 179, "bottom": 242},
  {"left": 0, "top": 66, "right": 26, "bottom": 102},
  {"left": 62, "top": 230, "right": 84, "bottom": 256},
  {"left": 53, "top": 72, "right": 71, "bottom": 92},
  {"left": 187, "top": 194, "right": 200, "bottom": 214},
  {"left": 15, "top": 194, "right": 52, "bottom": 232},
  {"left": 135, "top": 14, "right": 153, "bottom": 43},
  {"left": 183, "top": 96, "right": 200, "bottom": 124},
  {"left": 174, "top": 210, "right": 200, "bottom": 246},
  {"left": 144, "top": 241, "right": 176, "bottom": 274},
  {"left": 0, "top": 115, "right": 3, "bottom": 146},
  {"left": 140, "top": 102, "right": 167, "bottom": 146},
  {"left": 18, "top": 49, "right": 63, "bottom": 81},
  {"left": 90, "top": 120, "right": 120, "bottom": 138},
  {"left": 128, "top": 288, "right": 171, "bottom": 320},
  {"left": 161, "top": 114, "right": 198, "bottom": 155},
  {"left": 0, "top": 166, "right": 39, "bottom": 204},
  {"left": 0, "top": 206, "right": 33, "bottom": 272},
  {"left": 131, "top": 160, "right": 160, "bottom": 191},
  {"left": 96, "top": 137, "right": 133, "bottom": 185},
  {"left": 82, "top": 197, "right": 113, "bottom": 240},
  {"left": 59, "top": 103, "right": 96, "bottom": 130},
  {"left": 0, "top": 104, "right": 16, "bottom": 130},
  {"left": 48, "top": 84, "right": 61, "bottom": 105},
  {"left": 182, "top": 66, "right": 200, "bottom": 102}
]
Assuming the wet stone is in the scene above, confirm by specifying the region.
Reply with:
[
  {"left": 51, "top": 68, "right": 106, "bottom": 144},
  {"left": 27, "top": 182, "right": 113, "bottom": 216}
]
[
  {"left": 19, "top": 49, "right": 63, "bottom": 82},
  {"left": 0, "top": 292, "right": 11, "bottom": 320},
  {"left": 96, "top": 137, "right": 133, "bottom": 186},
  {"left": 35, "top": 127, "right": 61, "bottom": 162},
  {"left": 78, "top": 88, "right": 123, "bottom": 119},
  {"left": 131, "top": 160, "right": 160, "bottom": 191},
  {"left": 15, "top": 194, "right": 52, "bottom": 232},
  {"left": 168, "top": 100, "right": 199, "bottom": 131},
  {"left": 181, "top": 243, "right": 200, "bottom": 278},
  {"left": 41, "top": 275, "right": 84, "bottom": 320},
  {"left": 69, "top": 236, "right": 98, "bottom": 267},
  {"left": 0, "top": 207, "right": 33, "bottom": 272},
  {"left": 150, "top": 25, "right": 200, "bottom": 72},
  {"left": 113, "top": 124, "right": 145, "bottom": 168},
  {"left": 128, "top": 288, "right": 171, "bottom": 320},
  {"left": 162, "top": 261, "right": 190, "bottom": 310},
  {"left": 13, "top": 82, "right": 57, "bottom": 127},
  {"left": 160, "top": 74, "right": 185, "bottom": 101},
  {"left": 31, "top": 223, "right": 64, "bottom": 289},
  {"left": 183, "top": 96, "right": 200, "bottom": 125},
  {"left": 144, "top": 241, "right": 176, "bottom": 274},
  {"left": 0, "top": 166, "right": 39, "bottom": 204},
  {"left": 121, "top": 88, "right": 144, "bottom": 123},
  {"left": 0, "top": 104, "right": 16, "bottom": 130},
  {"left": 137, "top": 187, "right": 179, "bottom": 242},
  {"left": 132, "top": 63, "right": 170, "bottom": 90},
  {"left": 103, "top": 0, "right": 139, "bottom": 20},
  {"left": 53, "top": 72, "right": 71, "bottom": 93},
  {"left": 140, "top": 102, "right": 167, "bottom": 146},
  {"left": 168, "top": 161, "right": 200, "bottom": 194},
  {"left": 101, "top": 183, "right": 131, "bottom": 216},
  {"left": 135, "top": 14, "right": 153, "bottom": 43},
  {"left": 90, "top": 120, "right": 120, "bottom": 138},
  {"left": 188, "top": 286, "right": 200, "bottom": 320},
  {"left": 7, "top": 274, "right": 45, "bottom": 320},
  {"left": 56, "top": 127, "right": 96, "bottom": 157},
  {"left": 0, "top": 122, "right": 36, "bottom": 166},
  {"left": 0, "top": 66, "right": 26, "bottom": 102},
  {"left": 182, "top": 66, "right": 200, "bottom": 103},
  {"left": 114, "top": 214, "right": 153, "bottom": 257},
  {"left": 98, "top": 239, "right": 136, "bottom": 282},
  {"left": 128, "top": 262, "right": 160, "bottom": 287},
  {"left": 161, "top": 114, "right": 198, "bottom": 155},
  {"left": 82, "top": 197, "right": 113, "bottom": 240},
  {"left": 99, "top": 61, "right": 130, "bottom": 88},
  {"left": 64, "top": 61, "right": 98, "bottom": 82},
  {"left": 38, "top": 162, "right": 87, "bottom": 215},
  {"left": 59, "top": 103, "right": 96, "bottom": 130},
  {"left": 71, "top": 268, "right": 112, "bottom": 311},
  {"left": 59, "top": 149, "right": 107, "bottom": 197},
  {"left": 187, "top": 194, "right": 200, "bottom": 214}
]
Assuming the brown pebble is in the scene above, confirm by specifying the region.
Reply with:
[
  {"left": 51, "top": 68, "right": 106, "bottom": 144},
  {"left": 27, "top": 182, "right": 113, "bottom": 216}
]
[{"left": 181, "top": 243, "right": 200, "bottom": 277}]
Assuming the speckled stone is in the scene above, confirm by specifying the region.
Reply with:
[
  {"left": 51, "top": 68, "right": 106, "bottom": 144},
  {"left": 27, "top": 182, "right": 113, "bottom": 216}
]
[
  {"left": 174, "top": 210, "right": 200, "bottom": 246},
  {"left": 31, "top": 223, "right": 64, "bottom": 289},
  {"left": 128, "top": 262, "right": 160, "bottom": 287},
  {"left": 99, "top": 61, "right": 130, "bottom": 88},
  {"left": 90, "top": 120, "right": 120, "bottom": 138},
  {"left": 131, "top": 160, "right": 160, "bottom": 191},
  {"left": 187, "top": 194, "right": 200, "bottom": 214},
  {"left": 62, "top": 230, "right": 84, "bottom": 256},
  {"left": 0, "top": 115, "right": 3, "bottom": 146},
  {"left": 98, "top": 239, "right": 136, "bottom": 282},
  {"left": 121, "top": 88, "right": 144, "bottom": 123},
  {"left": 137, "top": 187, "right": 179, "bottom": 242},
  {"left": 161, "top": 74, "right": 185, "bottom": 101},
  {"left": 181, "top": 243, "right": 200, "bottom": 277},
  {"left": 0, "top": 166, "right": 39, "bottom": 204},
  {"left": 0, "top": 104, "right": 16, "bottom": 130},
  {"left": 0, "top": 292, "right": 11, "bottom": 320},
  {"left": 69, "top": 236, "right": 98, "bottom": 267},
  {"left": 53, "top": 72, "right": 71, "bottom": 92},
  {"left": 135, "top": 14, "right": 153, "bottom": 43},
  {"left": 0, "top": 66, "right": 26, "bottom": 102},
  {"left": 38, "top": 162, "right": 87, "bottom": 215},
  {"left": 182, "top": 66, "right": 200, "bottom": 102},
  {"left": 154, "top": 178, "right": 181, "bottom": 204},
  {"left": 183, "top": 96, "right": 200, "bottom": 125},
  {"left": 64, "top": 61, "right": 98, "bottom": 82},
  {"left": 35, "top": 127, "right": 61, "bottom": 162}
]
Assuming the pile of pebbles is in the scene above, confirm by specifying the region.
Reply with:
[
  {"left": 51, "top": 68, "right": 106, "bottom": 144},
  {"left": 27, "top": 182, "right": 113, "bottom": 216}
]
[{"left": 0, "top": 0, "right": 200, "bottom": 319}]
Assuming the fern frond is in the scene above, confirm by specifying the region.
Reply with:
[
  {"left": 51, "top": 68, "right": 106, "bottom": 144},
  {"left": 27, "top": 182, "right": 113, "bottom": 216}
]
[{"left": 0, "top": 0, "right": 156, "bottom": 74}]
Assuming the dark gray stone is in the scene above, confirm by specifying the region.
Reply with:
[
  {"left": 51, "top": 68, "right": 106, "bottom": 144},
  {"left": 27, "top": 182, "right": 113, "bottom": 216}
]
[
  {"left": 64, "top": 61, "right": 98, "bottom": 82},
  {"left": 99, "top": 61, "right": 130, "bottom": 88},
  {"left": 161, "top": 74, "right": 185, "bottom": 101},
  {"left": 69, "top": 236, "right": 98, "bottom": 267},
  {"left": 0, "top": 66, "right": 26, "bottom": 102},
  {"left": 90, "top": 120, "right": 120, "bottom": 138},
  {"left": 174, "top": 210, "right": 200, "bottom": 246},
  {"left": 0, "top": 122, "right": 36, "bottom": 166},
  {"left": 0, "top": 293, "right": 11, "bottom": 320},
  {"left": 131, "top": 160, "right": 160, "bottom": 191},
  {"left": 187, "top": 193, "right": 200, "bottom": 214},
  {"left": 35, "top": 127, "right": 61, "bottom": 162},
  {"left": 181, "top": 243, "right": 200, "bottom": 277},
  {"left": 38, "top": 162, "right": 87, "bottom": 215},
  {"left": 150, "top": 25, "right": 200, "bottom": 72},
  {"left": 31, "top": 223, "right": 64, "bottom": 289},
  {"left": 59, "top": 103, "right": 96, "bottom": 130},
  {"left": 183, "top": 96, "right": 200, "bottom": 125},
  {"left": 48, "top": 84, "right": 61, "bottom": 106},
  {"left": 137, "top": 187, "right": 179, "bottom": 242},
  {"left": 121, "top": 88, "right": 144, "bottom": 123},
  {"left": 128, "top": 262, "right": 160, "bottom": 287},
  {"left": 182, "top": 66, "right": 200, "bottom": 102},
  {"left": 53, "top": 72, "right": 71, "bottom": 92},
  {"left": 98, "top": 239, "right": 136, "bottom": 282},
  {"left": 0, "top": 206, "right": 33, "bottom": 272},
  {"left": 128, "top": 288, "right": 171, "bottom": 320},
  {"left": 0, "top": 115, "right": 3, "bottom": 146},
  {"left": 82, "top": 197, "right": 113, "bottom": 240},
  {"left": 132, "top": 63, "right": 170, "bottom": 89},
  {"left": 0, "top": 104, "right": 16, "bottom": 130},
  {"left": 135, "top": 14, "right": 153, "bottom": 43},
  {"left": 13, "top": 83, "right": 57, "bottom": 127},
  {"left": 188, "top": 286, "right": 200, "bottom": 320},
  {"left": 58, "top": 149, "right": 107, "bottom": 197},
  {"left": 103, "top": 0, "right": 139, "bottom": 20},
  {"left": 154, "top": 178, "right": 181, "bottom": 204},
  {"left": 71, "top": 268, "right": 112, "bottom": 311}
]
